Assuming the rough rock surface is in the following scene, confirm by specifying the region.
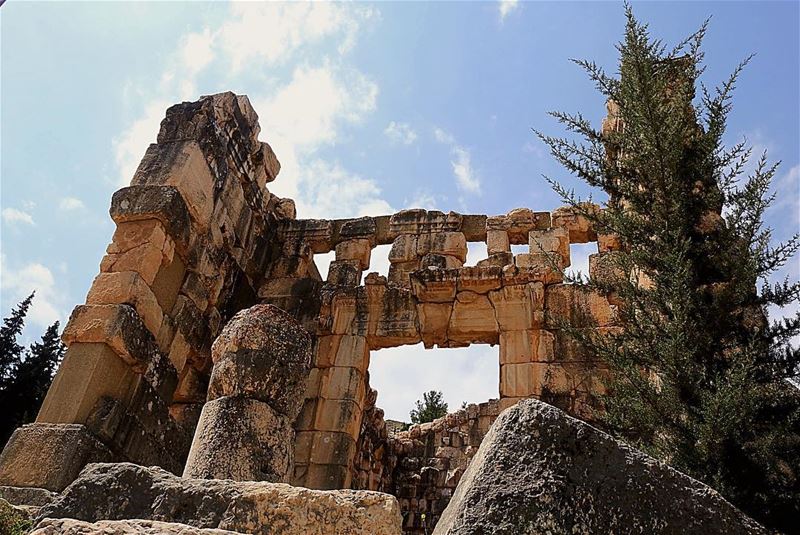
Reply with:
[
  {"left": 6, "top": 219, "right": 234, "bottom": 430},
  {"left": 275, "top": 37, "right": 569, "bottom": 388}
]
[
  {"left": 433, "top": 399, "right": 766, "bottom": 535},
  {"left": 208, "top": 304, "right": 312, "bottom": 418},
  {"left": 38, "top": 463, "right": 401, "bottom": 535},
  {"left": 183, "top": 304, "right": 311, "bottom": 482},
  {"left": 31, "top": 518, "right": 241, "bottom": 534},
  {"left": 183, "top": 396, "right": 294, "bottom": 482},
  {"left": 0, "top": 485, "right": 57, "bottom": 507}
]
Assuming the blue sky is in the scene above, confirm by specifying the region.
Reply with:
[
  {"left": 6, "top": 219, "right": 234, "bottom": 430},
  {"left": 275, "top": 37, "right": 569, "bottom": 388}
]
[{"left": 2, "top": 1, "right": 798, "bottom": 420}]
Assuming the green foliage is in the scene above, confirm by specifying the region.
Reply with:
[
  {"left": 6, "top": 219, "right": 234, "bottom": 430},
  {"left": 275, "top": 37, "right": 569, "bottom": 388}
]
[
  {"left": 0, "top": 295, "right": 65, "bottom": 448},
  {"left": 0, "top": 499, "right": 32, "bottom": 535},
  {"left": 0, "top": 293, "right": 33, "bottom": 386},
  {"left": 537, "top": 5, "right": 800, "bottom": 531},
  {"left": 410, "top": 390, "right": 449, "bottom": 424}
]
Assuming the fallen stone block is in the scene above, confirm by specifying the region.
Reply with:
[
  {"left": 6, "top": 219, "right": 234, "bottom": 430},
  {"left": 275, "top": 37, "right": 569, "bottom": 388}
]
[
  {"left": 434, "top": 398, "right": 766, "bottom": 535},
  {"left": 37, "top": 463, "right": 402, "bottom": 535}
]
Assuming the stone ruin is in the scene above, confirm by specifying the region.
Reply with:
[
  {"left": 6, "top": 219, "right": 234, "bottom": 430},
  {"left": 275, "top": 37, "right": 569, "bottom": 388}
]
[{"left": 0, "top": 92, "right": 632, "bottom": 533}]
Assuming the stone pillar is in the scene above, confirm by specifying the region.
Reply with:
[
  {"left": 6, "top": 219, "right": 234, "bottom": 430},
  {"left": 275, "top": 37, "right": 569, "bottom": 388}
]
[{"left": 183, "top": 304, "right": 311, "bottom": 482}]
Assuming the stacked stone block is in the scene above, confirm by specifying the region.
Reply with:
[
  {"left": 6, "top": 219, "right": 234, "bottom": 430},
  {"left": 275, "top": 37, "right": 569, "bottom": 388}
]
[
  {"left": 184, "top": 304, "right": 311, "bottom": 482},
  {"left": 279, "top": 205, "right": 618, "bottom": 493},
  {"left": 0, "top": 92, "right": 295, "bottom": 492},
  {"left": 389, "top": 401, "right": 503, "bottom": 534}
]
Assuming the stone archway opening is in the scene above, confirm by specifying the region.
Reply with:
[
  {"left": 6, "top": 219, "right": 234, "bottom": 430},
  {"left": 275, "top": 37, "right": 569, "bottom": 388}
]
[{"left": 368, "top": 343, "right": 499, "bottom": 424}]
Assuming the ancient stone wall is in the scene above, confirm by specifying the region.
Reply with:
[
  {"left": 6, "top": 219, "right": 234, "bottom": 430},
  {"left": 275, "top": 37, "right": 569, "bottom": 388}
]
[
  {"left": 0, "top": 93, "right": 298, "bottom": 491},
  {"left": 0, "top": 92, "right": 619, "bottom": 511},
  {"left": 274, "top": 206, "right": 616, "bottom": 491}
]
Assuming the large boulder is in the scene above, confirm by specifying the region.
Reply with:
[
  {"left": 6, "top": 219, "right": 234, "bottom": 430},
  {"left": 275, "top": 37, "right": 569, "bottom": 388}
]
[
  {"left": 37, "top": 463, "right": 401, "bottom": 535},
  {"left": 434, "top": 399, "right": 766, "bottom": 535}
]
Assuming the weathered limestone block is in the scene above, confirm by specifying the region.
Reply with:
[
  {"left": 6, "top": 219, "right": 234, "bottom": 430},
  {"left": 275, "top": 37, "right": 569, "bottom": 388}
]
[
  {"left": 476, "top": 251, "right": 514, "bottom": 269},
  {"left": 486, "top": 230, "right": 509, "bottom": 255},
  {"left": 388, "top": 234, "right": 418, "bottom": 263},
  {"left": 313, "top": 398, "right": 363, "bottom": 436},
  {"left": 417, "top": 232, "right": 467, "bottom": 262},
  {"left": 62, "top": 304, "right": 161, "bottom": 373},
  {"left": 315, "top": 334, "right": 369, "bottom": 370},
  {"left": 183, "top": 396, "right": 294, "bottom": 482},
  {"left": 448, "top": 291, "right": 498, "bottom": 345},
  {"left": 37, "top": 343, "right": 138, "bottom": 424},
  {"left": 371, "top": 287, "right": 420, "bottom": 348},
  {"left": 529, "top": 226, "right": 570, "bottom": 267},
  {"left": 487, "top": 209, "right": 550, "bottom": 244},
  {"left": 31, "top": 518, "right": 240, "bottom": 534},
  {"left": 133, "top": 141, "right": 216, "bottom": 230},
  {"left": 387, "top": 259, "right": 418, "bottom": 287},
  {"left": 86, "top": 271, "right": 163, "bottom": 337},
  {"left": 38, "top": 463, "right": 402, "bottom": 535},
  {"left": 335, "top": 239, "right": 372, "bottom": 270},
  {"left": 434, "top": 399, "right": 765, "bottom": 535},
  {"left": 417, "top": 302, "right": 453, "bottom": 348},
  {"left": 461, "top": 214, "right": 487, "bottom": 242},
  {"left": 0, "top": 424, "right": 113, "bottom": 492},
  {"left": 410, "top": 269, "right": 458, "bottom": 303},
  {"left": 545, "top": 284, "right": 615, "bottom": 329},
  {"left": 457, "top": 266, "right": 502, "bottom": 294},
  {"left": 420, "top": 253, "right": 463, "bottom": 270},
  {"left": 597, "top": 231, "right": 623, "bottom": 252},
  {"left": 299, "top": 463, "right": 354, "bottom": 491},
  {"left": 389, "top": 210, "right": 462, "bottom": 235},
  {"left": 327, "top": 260, "right": 362, "bottom": 286},
  {"left": 319, "top": 366, "right": 366, "bottom": 406},
  {"left": 499, "top": 330, "right": 535, "bottom": 364},
  {"left": 275, "top": 197, "right": 296, "bottom": 219},
  {"left": 499, "top": 362, "right": 536, "bottom": 397},
  {"left": 489, "top": 282, "right": 544, "bottom": 332},
  {"left": 278, "top": 219, "right": 334, "bottom": 254},
  {"left": 208, "top": 304, "right": 312, "bottom": 419},
  {"left": 551, "top": 203, "right": 599, "bottom": 243},
  {"left": 109, "top": 186, "right": 191, "bottom": 256},
  {"left": 340, "top": 216, "right": 377, "bottom": 244}
]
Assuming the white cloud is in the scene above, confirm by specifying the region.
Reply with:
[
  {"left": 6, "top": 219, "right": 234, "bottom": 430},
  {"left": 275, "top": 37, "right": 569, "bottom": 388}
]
[
  {"left": 113, "top": 99, "right": 170, "bottom": 186},
  {"left": 0, "top": 253, "right": 65, "bottom": 330},
  {"left": 289, "top": 159, "right": 394, "bottom": 219},
  {"left": 434, "top": 127, "right": 481, "bottom": 194},
  {"left": 181, "top": 27, "right": 215, "bottom": 75},
  {"left": 451, "top": 146, "right": 480, "bottom": 193},
  {"left": 771, "top": 164, "right": 800, "bottom": 227},
  {"left": 498, "top": 0, "right": 520, "bottom": 22},
  {"left": 433, "top": 127, "right": 455, "bottom": 145},
  {"left": 115, "top": 3, "right": 387, "bottom": 221},
  {"left": 384, "top": 121, "right": 417, "bottom": 145},
  {"left": 58, "top": 197, "right": 85, "bottom": 211},
  {"left": 217, "top": 3, "right": 376, "bottom": 72},
  {"left": 2, "top": 208, "right": 35, "bottom": 226},
  {"left": 406, "top": 190, "right": 439, "bottom": 210}
]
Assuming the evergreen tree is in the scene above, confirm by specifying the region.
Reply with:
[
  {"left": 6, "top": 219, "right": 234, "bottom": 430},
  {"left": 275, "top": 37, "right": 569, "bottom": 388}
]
[
  {"left": 0, "top": 297, "right": 64, "bottom": 449},
  {"left": 410, "top": 390, "right": 449, "bottom": 424},
  {"left": 0, "top": 293, "right": 33, "bottom": 386},
  {"left": 10, "top": 322, "right": 65, "bottom": 423},
  {"left": 537, "top": 6, "right": 800, "bottom": 531}
]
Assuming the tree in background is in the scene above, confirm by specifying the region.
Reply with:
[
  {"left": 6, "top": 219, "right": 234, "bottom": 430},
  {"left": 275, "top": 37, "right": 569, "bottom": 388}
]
[
  {"left": 537, "top": 5, "right": 799, "bottom": 531},
  {"left": 0, "top": 295, "right": 65, "bottom": 448},
  {"left": 0, "top": 293, "right": 33, "bottom": 387},
  {"left": 410, "top": 390, "right": 449, "bottom": 424}
]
